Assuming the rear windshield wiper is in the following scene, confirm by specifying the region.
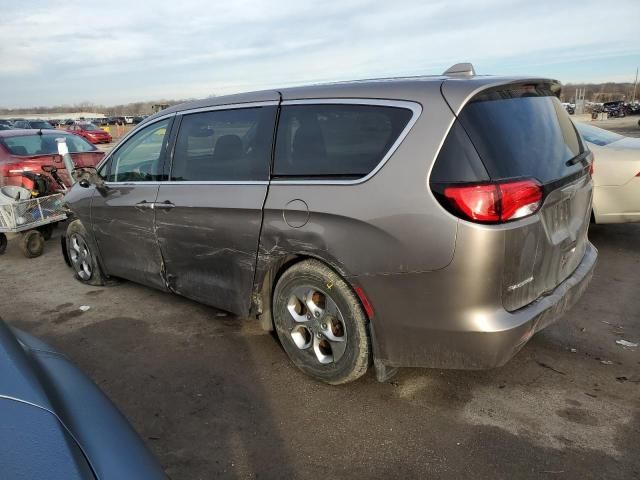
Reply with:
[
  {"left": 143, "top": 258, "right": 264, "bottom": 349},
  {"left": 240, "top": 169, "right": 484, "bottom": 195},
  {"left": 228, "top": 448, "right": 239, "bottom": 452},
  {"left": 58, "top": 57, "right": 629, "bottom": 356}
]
[{"left": 565, "top": 151, "right": 589, "bottom": 167}]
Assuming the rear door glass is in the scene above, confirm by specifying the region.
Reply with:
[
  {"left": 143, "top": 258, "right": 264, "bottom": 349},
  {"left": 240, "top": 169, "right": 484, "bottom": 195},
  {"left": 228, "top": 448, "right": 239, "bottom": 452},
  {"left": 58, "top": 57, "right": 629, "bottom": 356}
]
[
  {"left": 171, "top": 107, "right": 275, "bottom": 181},
  {"left": 456, "top": 86, "right": 585, "bottom": 184},
  {"left": 273, "top": 104, "right": 412, "bottom": 179}
]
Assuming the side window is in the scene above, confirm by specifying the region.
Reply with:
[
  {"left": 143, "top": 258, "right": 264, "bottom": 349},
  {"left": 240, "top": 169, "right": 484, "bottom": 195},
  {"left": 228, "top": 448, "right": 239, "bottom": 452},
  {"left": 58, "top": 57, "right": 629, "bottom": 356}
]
[
  {"left": 273, "top": 104, "right": 413, "bottom": 179},
  {"left": 171, "top": 106, "right": 276, "bottom": 181},
  {"left": 106, "top": 118, "right": 171, "bottom": 182}
]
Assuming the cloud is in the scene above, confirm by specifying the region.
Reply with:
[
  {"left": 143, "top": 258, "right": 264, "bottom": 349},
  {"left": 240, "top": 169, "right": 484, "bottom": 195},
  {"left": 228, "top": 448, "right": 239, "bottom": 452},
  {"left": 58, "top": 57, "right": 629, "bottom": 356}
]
[{"left": 0, "top": 0, "right": 638, "bottom": 107}]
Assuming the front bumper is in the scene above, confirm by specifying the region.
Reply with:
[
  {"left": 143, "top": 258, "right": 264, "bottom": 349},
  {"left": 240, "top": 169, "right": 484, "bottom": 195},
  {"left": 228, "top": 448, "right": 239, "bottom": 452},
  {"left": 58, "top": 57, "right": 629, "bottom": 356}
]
[{"left": 358, "top": 242, "right": 598, "bottom": 370}]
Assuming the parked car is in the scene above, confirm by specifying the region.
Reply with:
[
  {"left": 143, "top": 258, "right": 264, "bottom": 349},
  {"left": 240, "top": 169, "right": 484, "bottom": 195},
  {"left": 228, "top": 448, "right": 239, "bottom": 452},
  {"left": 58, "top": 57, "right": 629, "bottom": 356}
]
[
  {"left": 132, "top": 116, "right": 144, "bottom": 124},
  {"left": 62, "top": 66, "right": 597, "bottom": 384},
  {"left": 0, "top": 119, "right": 13, "bottom": 128},
  {"left": 107, "top": 116, "right": 126, "bottom": 125},
  {"left": 0, "top": 317, "right": 166, "bottom": 479},
  {"left": 11, "top": 119, "right": 56, "bottom": 130},
  {"left": 124, "top": 116, "right": 134, "bottom": 124},
  {"left": 0, "top": 124, "right": 13, "bottom": 130},
  {"left": 0, "top": 129, "right": 104, "bottom": 193},
  {"left": 575, "top": 122, "right": 640, "bottom": 224},
  {"left": 67, "top": 122, "right": 112, "bottom": 144}
]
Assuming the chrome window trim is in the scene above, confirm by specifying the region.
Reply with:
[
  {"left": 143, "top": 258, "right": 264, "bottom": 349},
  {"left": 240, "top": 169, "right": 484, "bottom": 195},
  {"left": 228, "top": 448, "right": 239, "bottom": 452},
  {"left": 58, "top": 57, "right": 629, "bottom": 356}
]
[
  {"left": 95, "top": 112, "right": 176, "bottom": 172},
  {"left": 100, "top": 99, "right": 421, "bottom": 187},
  {"left": 103, "top": 180, "right": 269, "bottom": 186},
  {"left": 270, "top": 98, "right": 422, "bottom": 186},
  {"left": 178, "top": 100, "right": 279, "bottom": 116}
]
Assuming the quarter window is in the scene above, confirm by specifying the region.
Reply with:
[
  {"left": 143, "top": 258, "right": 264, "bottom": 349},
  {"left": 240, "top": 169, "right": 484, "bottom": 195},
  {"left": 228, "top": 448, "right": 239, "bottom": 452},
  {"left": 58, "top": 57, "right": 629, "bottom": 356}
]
[
  {"left": 106, "top": 118, "right": 171, "bottom": 182},
  {"left": 171, "top": 107, "right": 276, "bottom": 181},
  {"left": 273, "top": 104, "right": 413, "bottom": 179}
]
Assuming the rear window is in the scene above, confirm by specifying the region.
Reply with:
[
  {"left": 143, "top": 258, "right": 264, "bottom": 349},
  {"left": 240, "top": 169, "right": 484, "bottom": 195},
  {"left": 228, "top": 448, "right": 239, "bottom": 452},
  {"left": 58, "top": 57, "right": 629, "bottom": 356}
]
[
  {"left": 29, "top": 121, "right": 55, "bottom": 129},
  {"left": 1, "top": 133, "right": 97, "bottom": 156},
  {"left": 448, "top": 85, "right": 586, "bottom": 184},
  {"left": 273, "top": 104, "right": 413, "bottom": 179}
]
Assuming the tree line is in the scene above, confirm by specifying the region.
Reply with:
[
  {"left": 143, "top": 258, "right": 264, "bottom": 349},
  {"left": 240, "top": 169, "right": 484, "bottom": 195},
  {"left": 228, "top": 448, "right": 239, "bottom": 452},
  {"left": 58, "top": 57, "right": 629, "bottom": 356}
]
[{"left": 0, "top": 99, "right": 188, "bottom": 116}]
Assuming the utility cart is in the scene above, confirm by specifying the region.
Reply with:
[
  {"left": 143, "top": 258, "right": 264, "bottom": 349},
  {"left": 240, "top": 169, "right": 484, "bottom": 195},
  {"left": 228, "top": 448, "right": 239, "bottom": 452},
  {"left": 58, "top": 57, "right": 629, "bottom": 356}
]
[{"left": 0, "top": 187, "right": 67, "bottom": 258}]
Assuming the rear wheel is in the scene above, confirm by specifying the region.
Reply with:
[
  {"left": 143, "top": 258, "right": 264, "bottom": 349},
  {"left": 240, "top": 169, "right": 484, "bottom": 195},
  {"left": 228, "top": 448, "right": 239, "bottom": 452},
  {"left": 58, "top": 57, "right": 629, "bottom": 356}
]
[
  {"left": 20, "top": 230, "right": 44, "bottom": 258},
  {"left": 0, "top": 233, "right": 7, "bottom": 255},
  {"left": 66, "top": 220, "right": 106, "bottom": 286},
  {"left": 273, "top": 260, "right": 371, "bottom": 385}
]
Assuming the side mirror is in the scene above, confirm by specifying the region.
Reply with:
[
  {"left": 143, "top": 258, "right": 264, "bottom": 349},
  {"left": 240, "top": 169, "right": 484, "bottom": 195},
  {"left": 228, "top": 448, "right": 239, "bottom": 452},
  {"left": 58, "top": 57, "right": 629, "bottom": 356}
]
[{"left": 75, "top": 167, "right": 110, "bottom": 195}]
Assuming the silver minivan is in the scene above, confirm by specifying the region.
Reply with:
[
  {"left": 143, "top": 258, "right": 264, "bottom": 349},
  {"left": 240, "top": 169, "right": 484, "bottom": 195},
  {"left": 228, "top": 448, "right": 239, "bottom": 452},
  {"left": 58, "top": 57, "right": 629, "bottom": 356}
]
[{"left": 63, "top": 65, "right": 597, "bottom": 384}]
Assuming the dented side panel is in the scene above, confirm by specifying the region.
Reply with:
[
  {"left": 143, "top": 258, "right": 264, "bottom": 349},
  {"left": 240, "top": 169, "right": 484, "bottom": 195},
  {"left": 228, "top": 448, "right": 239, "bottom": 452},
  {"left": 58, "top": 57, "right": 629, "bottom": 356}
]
[
  {"left": 155, "top": 184, "right": 268, "bottom": 316},
  {"left": 90, "top": 184, "right": 167, "bottom": 290}
]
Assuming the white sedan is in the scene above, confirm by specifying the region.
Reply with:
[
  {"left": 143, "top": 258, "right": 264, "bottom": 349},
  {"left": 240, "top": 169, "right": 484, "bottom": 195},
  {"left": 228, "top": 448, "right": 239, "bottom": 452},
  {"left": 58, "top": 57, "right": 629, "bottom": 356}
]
[{"left": 575, "top": 122, "right": 640, "bottom": 224}]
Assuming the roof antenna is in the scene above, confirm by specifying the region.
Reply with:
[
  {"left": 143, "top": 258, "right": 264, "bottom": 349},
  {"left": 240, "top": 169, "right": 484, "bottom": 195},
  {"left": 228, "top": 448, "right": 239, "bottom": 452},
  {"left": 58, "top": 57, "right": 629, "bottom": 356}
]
[{"left": 442, "top": 63, "right": 476, "bottom": 76}]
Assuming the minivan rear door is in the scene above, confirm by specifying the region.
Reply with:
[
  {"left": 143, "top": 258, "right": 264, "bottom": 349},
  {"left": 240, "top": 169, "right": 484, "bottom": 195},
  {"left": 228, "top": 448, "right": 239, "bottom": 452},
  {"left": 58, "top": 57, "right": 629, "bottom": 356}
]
[
  {"left": 154, "top": 101, "right": 278, "bottom": 316},
  {"left": 440, "top": 80, "right": 593, "bottom": 311}
]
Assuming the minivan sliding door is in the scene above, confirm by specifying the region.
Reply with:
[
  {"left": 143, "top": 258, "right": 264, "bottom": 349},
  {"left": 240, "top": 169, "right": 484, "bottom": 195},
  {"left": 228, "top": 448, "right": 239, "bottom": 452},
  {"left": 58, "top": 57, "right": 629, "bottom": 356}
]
[{"left": 154, "top": 103, "right": 278, "bottom": 316}]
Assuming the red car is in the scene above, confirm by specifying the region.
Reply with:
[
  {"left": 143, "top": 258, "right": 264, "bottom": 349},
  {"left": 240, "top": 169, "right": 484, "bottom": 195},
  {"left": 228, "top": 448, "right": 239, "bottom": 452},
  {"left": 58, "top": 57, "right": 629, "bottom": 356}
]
[
  {"left": 67, "top": 122, "right": 112, "bottom": 144},
  {"left": 0, "top": 130, "right": 104, "bottom": 194}
]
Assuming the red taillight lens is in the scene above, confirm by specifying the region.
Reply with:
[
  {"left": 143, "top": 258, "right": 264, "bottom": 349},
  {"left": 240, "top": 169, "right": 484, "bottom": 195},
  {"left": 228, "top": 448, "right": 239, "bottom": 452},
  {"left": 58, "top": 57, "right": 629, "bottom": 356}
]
[
  {"left": 499, "top": 180, "right": 543, "bottom": 221},
  {"left": 444, "top": 184, "right": 500, "bottom": 222},
  {"left": 443, "top": 179, "right": 542, "bottom": 224}
]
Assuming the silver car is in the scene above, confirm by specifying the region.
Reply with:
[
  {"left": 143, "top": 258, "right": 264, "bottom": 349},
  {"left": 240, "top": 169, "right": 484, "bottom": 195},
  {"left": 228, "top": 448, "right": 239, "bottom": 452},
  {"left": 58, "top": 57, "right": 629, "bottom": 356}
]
[{"left": 62, "top": 64, "right": 597, "bottom": 384}]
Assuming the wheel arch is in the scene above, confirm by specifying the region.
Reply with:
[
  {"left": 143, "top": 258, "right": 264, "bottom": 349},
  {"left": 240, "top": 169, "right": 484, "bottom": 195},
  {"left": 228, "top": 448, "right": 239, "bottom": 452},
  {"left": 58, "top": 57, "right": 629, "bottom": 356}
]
[{"left": 252, "top": 252, "right": 357, "bottom": 332}]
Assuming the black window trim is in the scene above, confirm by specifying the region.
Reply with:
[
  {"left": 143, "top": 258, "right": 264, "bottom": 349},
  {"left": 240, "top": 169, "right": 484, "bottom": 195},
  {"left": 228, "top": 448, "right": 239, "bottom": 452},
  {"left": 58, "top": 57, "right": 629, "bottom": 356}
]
[{"left": 270, "top": 98, "right": 422, "bottom": 185}]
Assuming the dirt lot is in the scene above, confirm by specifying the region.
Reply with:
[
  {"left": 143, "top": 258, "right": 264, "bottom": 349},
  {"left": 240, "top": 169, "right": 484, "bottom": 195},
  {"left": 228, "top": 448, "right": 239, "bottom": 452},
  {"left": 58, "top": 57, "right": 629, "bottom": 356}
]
[{"left": 1, "top": 123, "right": 639, "bottom": 479}]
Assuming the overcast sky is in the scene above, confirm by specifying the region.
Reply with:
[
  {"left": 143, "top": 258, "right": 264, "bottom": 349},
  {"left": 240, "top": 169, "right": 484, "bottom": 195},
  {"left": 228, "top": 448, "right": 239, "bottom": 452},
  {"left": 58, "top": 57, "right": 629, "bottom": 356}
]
[{"left": 1, "top": 0, "right": 639, "bottom": 108}]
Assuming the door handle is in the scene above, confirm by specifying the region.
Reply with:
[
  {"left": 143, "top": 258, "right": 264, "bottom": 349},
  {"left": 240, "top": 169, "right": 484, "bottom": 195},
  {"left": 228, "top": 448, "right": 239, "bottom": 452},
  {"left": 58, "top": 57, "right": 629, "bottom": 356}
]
[
  {"left": 135, "top": 200, "right": 154, "bottom": 210},
  {"left": 155, "top": 200, "right": 176, "bottom": 210}
]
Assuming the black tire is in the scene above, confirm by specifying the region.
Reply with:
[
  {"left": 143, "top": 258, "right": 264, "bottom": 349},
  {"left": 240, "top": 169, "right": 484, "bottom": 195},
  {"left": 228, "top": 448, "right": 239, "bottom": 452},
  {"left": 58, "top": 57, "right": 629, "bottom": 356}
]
[
  {"left": 20, "top": 230, "right": 44, "bottom": 258},
  {"left": 273, "top": 259, "right": 371, "bottom": 385},
  {"left": 0, "top": 233, "right": 6, "bottom": 255},
  {"left": 37, "top": 224, "right": 53, "bottom": 241},
  {"left": 65, "top": 219, "right": 106, "bottom": 286}
]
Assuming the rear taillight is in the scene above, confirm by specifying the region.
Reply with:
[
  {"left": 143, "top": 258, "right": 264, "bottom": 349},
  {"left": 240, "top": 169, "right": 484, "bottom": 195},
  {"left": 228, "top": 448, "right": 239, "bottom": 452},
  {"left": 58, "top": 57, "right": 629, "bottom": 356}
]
[
  {"left": 1, "top": 162, "right": 38, "bottom": 176},
  {"left": 442, "top": 179, "right": 542, "bottom": 224}
]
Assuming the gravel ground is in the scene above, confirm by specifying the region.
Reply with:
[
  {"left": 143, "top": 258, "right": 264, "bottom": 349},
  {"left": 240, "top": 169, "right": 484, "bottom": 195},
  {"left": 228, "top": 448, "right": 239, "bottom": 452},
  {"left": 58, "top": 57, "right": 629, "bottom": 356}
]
[{"left": 0, "top": 123, "right": 638, "bottom": 479}]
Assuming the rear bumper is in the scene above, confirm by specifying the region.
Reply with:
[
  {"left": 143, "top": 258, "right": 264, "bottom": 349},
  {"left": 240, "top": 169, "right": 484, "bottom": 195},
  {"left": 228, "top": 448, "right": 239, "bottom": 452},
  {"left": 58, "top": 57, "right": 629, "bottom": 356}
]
[{"left": 359, "top": 242, "right": 597, "bottom": 370}]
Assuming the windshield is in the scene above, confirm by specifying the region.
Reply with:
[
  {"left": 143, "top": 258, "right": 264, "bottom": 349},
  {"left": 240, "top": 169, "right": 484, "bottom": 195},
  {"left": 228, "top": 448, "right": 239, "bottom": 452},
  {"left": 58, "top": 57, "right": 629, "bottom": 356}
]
[
  {"left": 80, "top": 123, "right": 100, "bottom": 131},
  {"left": 574, "top": 122, "right": 624, "bottom": 146},
  {"left": 1, "top": 133, "right": 98, "bottom": 155}
]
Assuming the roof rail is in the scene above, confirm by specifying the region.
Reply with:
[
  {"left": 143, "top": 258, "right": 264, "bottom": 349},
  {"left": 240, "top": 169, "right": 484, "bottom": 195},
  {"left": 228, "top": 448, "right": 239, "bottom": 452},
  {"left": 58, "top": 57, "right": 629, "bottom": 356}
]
[{"left": 442, "top": 62, "right": 476, "bottom": 77}]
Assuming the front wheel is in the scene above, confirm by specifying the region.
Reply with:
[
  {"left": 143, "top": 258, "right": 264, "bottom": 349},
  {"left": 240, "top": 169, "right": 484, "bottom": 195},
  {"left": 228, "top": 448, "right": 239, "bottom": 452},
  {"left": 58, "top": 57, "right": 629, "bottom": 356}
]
[
  {"left": 65, "top": 220, "right": 106, "bottom": 286},
  {"left": 272, "top": 260, "right": 371, "bottom": 385}
]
